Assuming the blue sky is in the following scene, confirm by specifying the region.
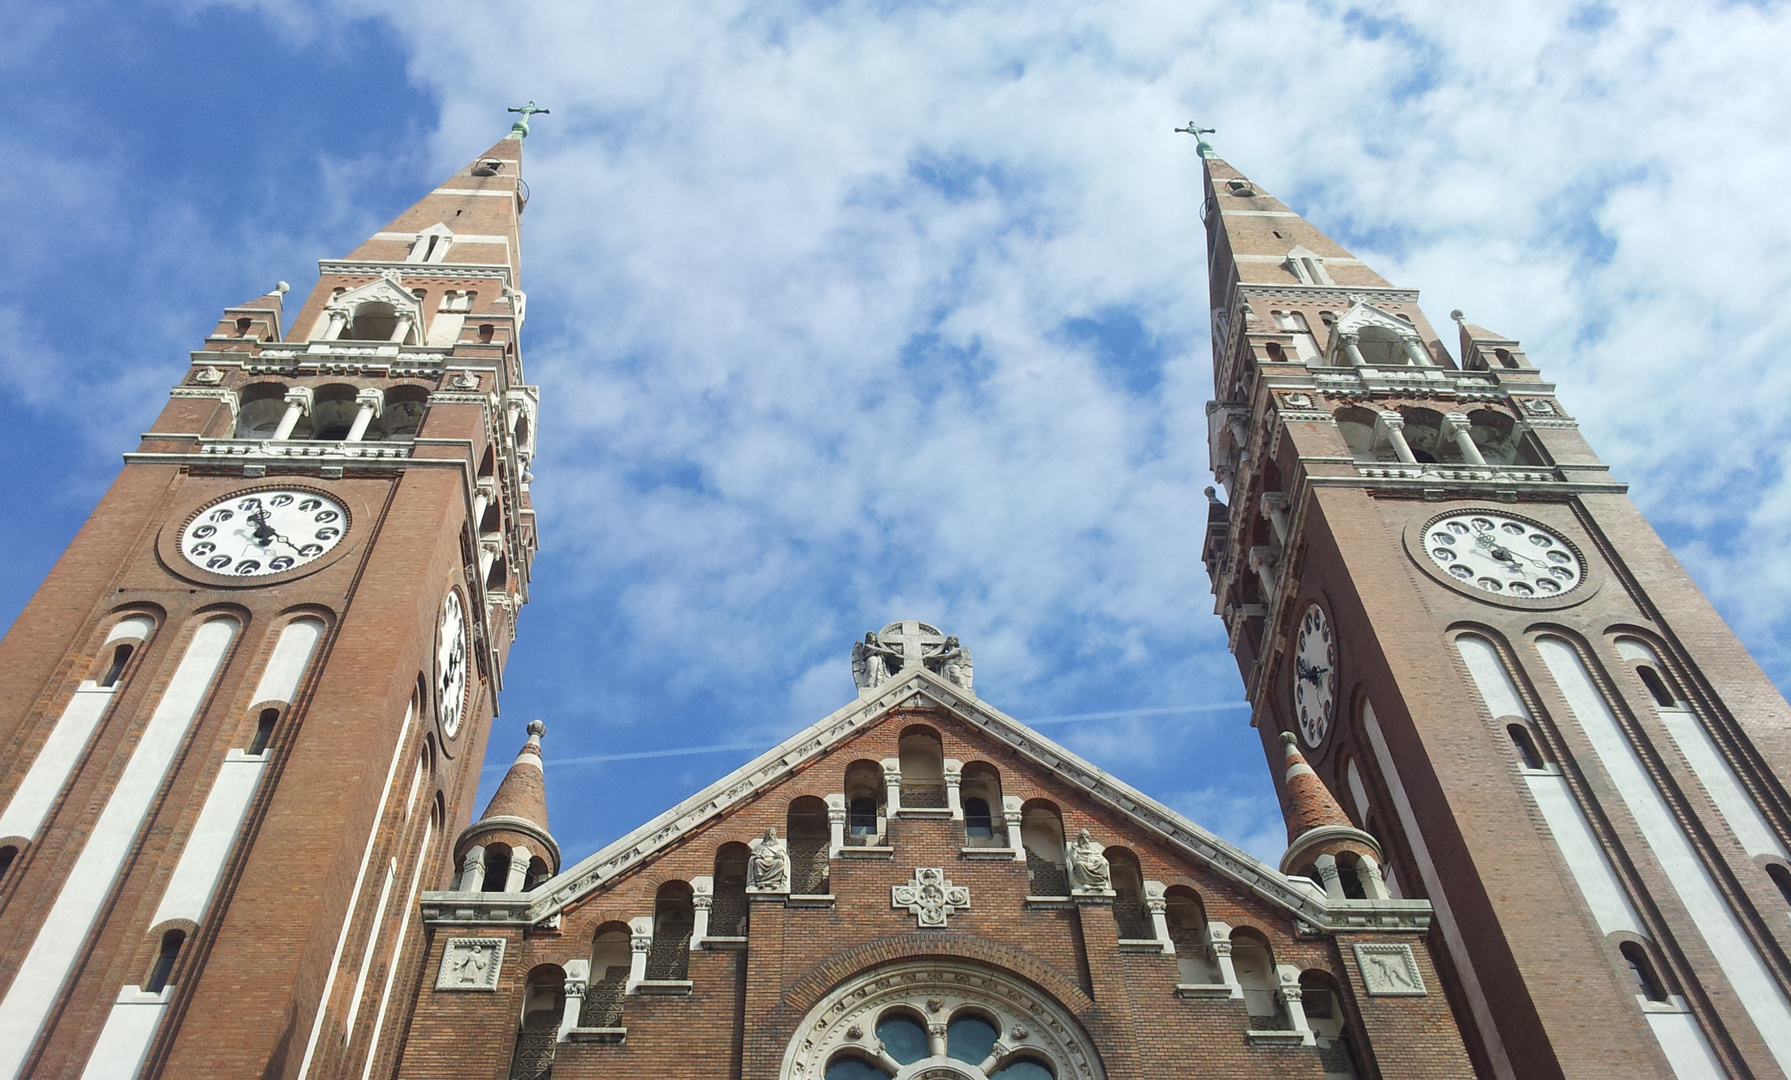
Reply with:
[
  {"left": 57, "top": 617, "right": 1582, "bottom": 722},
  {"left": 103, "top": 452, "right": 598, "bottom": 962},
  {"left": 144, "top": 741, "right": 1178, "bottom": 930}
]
[{"left": 5, "top": 0, "right": 1791, "bottom": 865}]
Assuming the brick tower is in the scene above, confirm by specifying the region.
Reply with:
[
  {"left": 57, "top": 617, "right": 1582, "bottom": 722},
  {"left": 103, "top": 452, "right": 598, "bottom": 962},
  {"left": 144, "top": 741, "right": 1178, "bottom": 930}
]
[
  {"left": 1194, "top": 136, "right": 1791, "bottom": 1080},
  {"left": 0, "top": 121, "right": 540, "bottom": 1079}
]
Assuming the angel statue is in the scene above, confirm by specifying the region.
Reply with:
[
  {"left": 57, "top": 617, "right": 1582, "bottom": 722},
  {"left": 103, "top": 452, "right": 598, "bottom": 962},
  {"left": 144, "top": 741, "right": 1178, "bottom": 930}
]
[
  {"left": 1066, "top": 828, "right": 1113, "bottom": 893},
  {"left": 851, "top": 631, "right": 903, "bottom": 690},
  {"left": 925, "top": 635, "right": 973, "bottom": 691}
]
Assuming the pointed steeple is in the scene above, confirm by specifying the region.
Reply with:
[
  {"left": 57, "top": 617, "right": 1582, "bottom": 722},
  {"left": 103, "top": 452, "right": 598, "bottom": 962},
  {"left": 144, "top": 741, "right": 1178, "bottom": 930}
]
[
  {"left": 282, "top": 132, "right": 530, "bottom": 345},
  {"left": 206, "top": 282, "right": 289, "bottom": 348},
  {"left": 1275, "top": 731, "right": 1388, "bottom": 897},
  {"left": 453, "top": 721, "right": 560, "bottom": 892}
]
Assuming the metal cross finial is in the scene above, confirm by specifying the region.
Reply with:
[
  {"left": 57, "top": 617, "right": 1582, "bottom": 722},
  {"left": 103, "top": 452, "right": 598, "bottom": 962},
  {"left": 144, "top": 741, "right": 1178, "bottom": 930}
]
[
  {"left": 1174, "top": 121, "right": 1217, "bottom": 158},
  {"left": 506, "top": 101, "right": 552, "bottom": 140}
]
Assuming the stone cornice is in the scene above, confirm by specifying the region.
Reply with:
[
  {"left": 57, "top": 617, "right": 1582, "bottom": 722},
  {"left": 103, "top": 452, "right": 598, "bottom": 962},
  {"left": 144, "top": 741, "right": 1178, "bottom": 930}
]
[
  {"left": 419, "top": 666, "right": 1437, "bottom": 936},
  {"left": 317, "top": 259, "right": 514, "bottom": 289}
]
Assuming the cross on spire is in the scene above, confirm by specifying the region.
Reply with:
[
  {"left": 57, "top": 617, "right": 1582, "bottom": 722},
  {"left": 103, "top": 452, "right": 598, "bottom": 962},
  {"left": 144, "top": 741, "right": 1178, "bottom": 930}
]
[
  {"left": 1174, "top": 121, "right": 1217, "bottom": 158},
  {"left": 506, "top": 101, "right": 551, "bottom": 140}
]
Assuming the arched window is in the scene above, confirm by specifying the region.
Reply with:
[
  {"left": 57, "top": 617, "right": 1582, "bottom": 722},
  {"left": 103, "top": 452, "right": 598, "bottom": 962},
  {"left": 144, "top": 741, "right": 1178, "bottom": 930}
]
[
  {"left": 898, "top": 727, "right": 946, "bottom": 808},
  {"left": 98, "top": 643, "right": 133, "bottom": 688},
  {"left": 480, "top": 843, "right": 513, "bottom": 893},
  {"left": 1020, "top": 801, "right": 1068, "bottom": 897},
  {"left": 234, "top": 382, "right": 292, "bottom": 439},
  {"left": 1164, "top": 888, "right": 1221, "bottom": 984},
  {"left": 146, "top": 929, "right": 185, "bottom": 994},
  {"left": 381, "top": 385, "right": 430, "bottom": 440},
  {"left": 961, "top": 762, "right": 1003, "bottom": 846},
  {"left": 1621, "top": 942, "right": 1669, "bottom": 1003},
  {"left": 1396, "top": 406, "right": 1454, "bottom": 464},
  {"left": 1767, "top": 863, "right": 1791, "bottom": 907},
  {"left": 524, "top": 856, "right": 550, "bottom": 892},
  {"left": 1264, "top": 341, "right": 1287, "bottom": 362},
  {"left": 711, "top": 843, "right": 749, "bottom": 936},
  {"left": 249, "top": 708, "right": 279, "bottom": 756},
  {"left": 306, "top": 384, "right": 361, "bottom": 441},
  {"left": 1465, "top": 408, "right": 1528, "bottom": 466},
  {"left": 341, "top": 302, "right": 399, "bottom": 342},
  {"left": 586, "top": 925, "right": 631, "bottom": 1027},
  {"left": 1332, "top": 405, "right": 1384, "bottom": 463},
  {"left": 1507, "top": 723, "right": 1544, "bottom": 770},
  {"left": 788, "top": 797, "right": 831, "bottom": 894},
  {"left": 646, "top": 881, "right": 694, "bottom": 980},
  {"left": 1299, "top": 970, "right": 1359, "bottom": 1076},
  {"left": 1271, "top": 310, "right": 1321, "bottom": 361},
  {"left": 844, "top": 760, "right": 884, "bottom": 844},
  {"left": 0, "top": 845, "right": 16, "bottom": 881},
  {"left": 1636, "top": 665, "right": 1678, "bottom": 708},
  {"left": 1105, "top": 848, "right": 1152, "bottom": 938},
  {"left": 510, "top": 964, "right": 565, "bottom": 1080},
  {"left": 1334, "top": 853, "right": 1369, "bottom": 900},
  {"left": 1494, "top": 347, "right": 1518, "bottom": 369},
  {"left": 1230, "top": 928, "right": 1289, "bottom": 1029}
]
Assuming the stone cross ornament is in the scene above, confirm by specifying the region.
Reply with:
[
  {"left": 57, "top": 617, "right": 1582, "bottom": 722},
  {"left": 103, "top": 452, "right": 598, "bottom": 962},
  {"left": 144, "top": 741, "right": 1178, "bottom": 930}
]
[
  {"left": 851, "top": 621, "right": 973, "bottom": 693},
  {"left": 892, "top": 867, "right": 970, "bottom": 928}
]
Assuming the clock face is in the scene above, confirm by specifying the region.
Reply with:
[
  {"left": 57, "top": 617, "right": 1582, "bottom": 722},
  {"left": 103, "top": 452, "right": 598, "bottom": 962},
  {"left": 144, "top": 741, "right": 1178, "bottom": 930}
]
[
  {"left": 180, "top": 489, "right": 348, "bottom": 577},
  {"left": 1423, "top": 512, "right": 1582, "bottom": 598},
  {"left": 436, "top": 591, "right": 468, "bottom": 740},
  {"left": 1293, "top": 603, "right": 1336, "bottom": 748}
]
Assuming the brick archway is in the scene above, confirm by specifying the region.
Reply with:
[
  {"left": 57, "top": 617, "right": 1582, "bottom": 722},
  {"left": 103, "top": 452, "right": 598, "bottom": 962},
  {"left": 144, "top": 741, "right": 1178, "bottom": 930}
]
[{"left": 784, "top": 932, "right": 1096, "bottom": 1017}]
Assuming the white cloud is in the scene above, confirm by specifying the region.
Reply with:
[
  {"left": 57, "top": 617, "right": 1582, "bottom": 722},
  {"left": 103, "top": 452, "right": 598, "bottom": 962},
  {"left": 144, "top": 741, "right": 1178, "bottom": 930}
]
[{"left": 26, "top": 0, "right": 1791, "bottom": 861}]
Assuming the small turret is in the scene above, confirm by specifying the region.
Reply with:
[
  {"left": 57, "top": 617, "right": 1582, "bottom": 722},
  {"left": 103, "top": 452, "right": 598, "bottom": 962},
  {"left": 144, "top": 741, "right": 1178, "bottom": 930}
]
[
  {"left": 453, "top": 720, "right": 559, "bottom": 894},
  {"left": 1276, "top": 732, "right": 1390, "bottom": 900}
]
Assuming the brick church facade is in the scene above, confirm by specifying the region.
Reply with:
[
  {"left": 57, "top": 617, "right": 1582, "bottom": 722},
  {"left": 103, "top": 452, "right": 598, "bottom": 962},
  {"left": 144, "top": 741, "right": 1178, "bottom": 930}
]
[{"left": 0, "top": 115, "right": 1785, "bottom": 1080}]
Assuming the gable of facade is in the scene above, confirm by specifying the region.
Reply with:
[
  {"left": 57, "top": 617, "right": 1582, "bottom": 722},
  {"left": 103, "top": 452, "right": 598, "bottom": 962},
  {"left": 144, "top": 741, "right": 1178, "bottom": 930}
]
[{"left": 402, "top": 662, "right": 1469, "bottom": 1080}]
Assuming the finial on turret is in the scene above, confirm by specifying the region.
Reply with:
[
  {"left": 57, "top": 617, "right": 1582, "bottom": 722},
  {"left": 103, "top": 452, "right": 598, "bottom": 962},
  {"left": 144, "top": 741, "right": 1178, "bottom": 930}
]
[
  {"left": 506, "top": 101, "right": 551, "bottom": 140},
  {"left": 1174, "top": 121, "right": 1217, "bottom": 158},
  {"left": 274, "top": 281, "right": 289, "bottom": 295},
  {"left": 1449, "top": 309, "right": 1465, "bottom": 323},
  {"left": 527, "top": 718, "right": 546, "bottom": 738}
]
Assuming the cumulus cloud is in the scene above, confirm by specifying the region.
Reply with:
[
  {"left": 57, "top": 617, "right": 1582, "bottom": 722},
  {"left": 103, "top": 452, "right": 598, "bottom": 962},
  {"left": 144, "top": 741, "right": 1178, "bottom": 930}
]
[{"left": 10, "top": 0, "right": 1791, "bottom": 860}]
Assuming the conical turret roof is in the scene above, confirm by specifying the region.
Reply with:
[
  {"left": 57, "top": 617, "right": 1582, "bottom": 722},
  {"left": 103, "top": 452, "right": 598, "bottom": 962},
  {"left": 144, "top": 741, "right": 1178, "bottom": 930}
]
[{"left": 480, "top": 719, "right": 550, "bottom": 832}]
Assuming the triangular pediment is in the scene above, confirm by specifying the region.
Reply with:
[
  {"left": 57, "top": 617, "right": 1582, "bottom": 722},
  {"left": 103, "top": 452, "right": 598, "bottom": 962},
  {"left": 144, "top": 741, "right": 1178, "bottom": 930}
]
[
  {"left": 431, "top": 665, "right": 1429, "bottom": 933},
  {"left": 1330, "top": 300, "right": 1415, "bottom": 337},
  {"left": 329, "top": 271, "right": 426, "bottom": 319}
]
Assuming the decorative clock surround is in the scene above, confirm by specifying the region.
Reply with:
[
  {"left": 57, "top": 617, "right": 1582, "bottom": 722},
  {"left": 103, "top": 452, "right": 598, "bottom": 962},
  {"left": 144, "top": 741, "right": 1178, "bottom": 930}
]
[
  {"left": 436, "top": 589, "right": 470, "bottom": 742},
  {"left": 1403, "top": 509, "right": 1597, "bottom": 610},
  {"left": 178, "top": 489, "right": 348, "bottom": 577},
  {"left": 1292, "top": 603, "right": 1336, "bottom": 749}
]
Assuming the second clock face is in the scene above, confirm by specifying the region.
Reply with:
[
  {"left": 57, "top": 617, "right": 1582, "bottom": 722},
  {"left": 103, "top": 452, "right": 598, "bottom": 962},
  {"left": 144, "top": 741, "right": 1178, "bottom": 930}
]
[
  {"left": 1423, "top": 512, "right": 1583, "bottom": 597},
  {"left": 436, "top": 591, "right": 468, "bottom": 741},
  {"left": 1293, "top": 603, "right": 1336, "bottom": 748},
  {"left": 180, "top": 489, "right": 348, "bottom": 577}
]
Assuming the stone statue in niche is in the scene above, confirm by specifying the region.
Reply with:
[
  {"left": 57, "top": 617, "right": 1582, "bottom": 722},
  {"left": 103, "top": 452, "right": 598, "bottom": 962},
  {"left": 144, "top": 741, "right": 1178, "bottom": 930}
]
[
  {"left": 746, "top": 826, "right": 791, "bottom": 892},
  {"left": 852, "top": 632, "right": 903, "bottom": 690},
  {"left": 924, "top": 635, "right": 973, "bottom": 690},
  {"left": 1066, "top": 829, "right": 1113, "bottom": 893}
]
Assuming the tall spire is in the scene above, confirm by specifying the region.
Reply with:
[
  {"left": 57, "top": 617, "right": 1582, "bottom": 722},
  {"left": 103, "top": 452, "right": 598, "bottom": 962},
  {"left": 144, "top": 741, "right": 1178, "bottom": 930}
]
[
  {"left": 454, "top": 721, "right": 559, "bottom": 892},
  {"left": 1275, "top": 731, "right": 1387, "bottom": 897}
]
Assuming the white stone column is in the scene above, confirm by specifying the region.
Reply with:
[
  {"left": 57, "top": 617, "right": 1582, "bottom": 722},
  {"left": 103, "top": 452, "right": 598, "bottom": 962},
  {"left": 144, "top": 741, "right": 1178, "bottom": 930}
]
[
  {"left": 1259, "top": 492, "right": 1289, "bottom": 546},
  {"left": 1342, "top": 333, "right": 1368, "bottom": 368},
  {"left": 926, "top": 1020, "right": 949, "bottom": 1059},
  {"left": 1401, "top": 336, "right": 1432, "bottom": 367},
  {"left": 625, "top": 916, "right": 653, "bottom": 994},
  {"left": 1375, "top": 411, "right": 1417, "bottom": 465},
  {"left": 1277, "top": 965, "right": 1316, "bottom": 1044},
  {"left": 320, "top": 305, "right": 350, "bottom": 341},
  {"left": 271, "top": 387, "right": 313, "bottom": 441},
  {"left": 458, "top": 846, "right": 486, "bottom": 892},
  {"left": 345, "top": 388, "right": 384, "bottom": 442},
  {"left": 1359, "top": 854, "right": 1390, "bottom": 900},
  {"left": 389, "top": 312, "right": 415, "bottom": 344},
  {"left": 1144, "top": 881, "right": 1174, "bottom": 955},
  {"left": 1248, "top": 546, "right": 1279, "bottom": 599},
  {"left": 1002, "top": 796, "right": 1025, "bottom": 859},
  {"left": 1208, "top": 922, "right": 1243, "bottom": 999},
  {"left": 943, "top": 759, "right": 963, "bottom": 820},
  {"left": 826, "top": 794, "right": 846, "bottom": 857},
  {"left": 473, "top": 478, "right": 498, "bottom": 529},
  {"left": 558, "top": 960, "right": 589, "bottom": 1042},
  {"left": 690, "top": 876, "right": 713, "bottom": 947},
  {"left": 1443, "top": 412, "right": 1487, "bottom": 466},
  {"left": 479, "top": 539, "right": 501, "bottom": 582},
  {"left": 1314, "top": 854, "right": 1343, "bottom": 899},
  {"left": 505, "top": 845, "right": 532, "bottom": 893},
  {"left": 881, "top": 758, "right": 902, "bottom": 816}
]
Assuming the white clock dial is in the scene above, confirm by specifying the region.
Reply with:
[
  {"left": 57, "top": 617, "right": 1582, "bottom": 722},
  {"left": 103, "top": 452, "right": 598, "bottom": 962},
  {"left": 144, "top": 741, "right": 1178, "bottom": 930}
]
[
  {"left": 1424, "top": 512, "right": 1582, "bottom": 598},
  {"left": 1293, "top": 603, "right": 1336, "bottom": 748},
  {"left": 436, "top": 591, "right": 468, "bottom": 740},
  {"left": 180, "top": 489, "right": 347, "bottom": 577}
]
